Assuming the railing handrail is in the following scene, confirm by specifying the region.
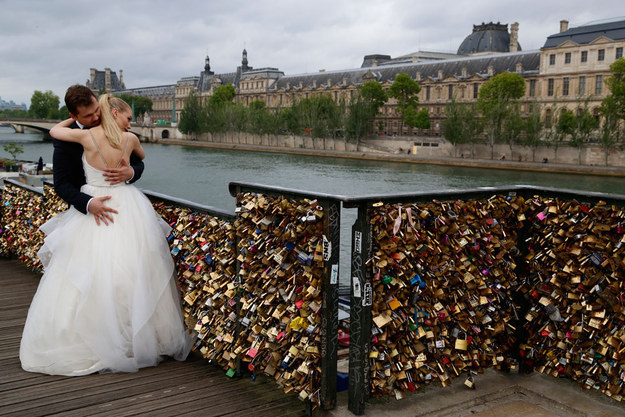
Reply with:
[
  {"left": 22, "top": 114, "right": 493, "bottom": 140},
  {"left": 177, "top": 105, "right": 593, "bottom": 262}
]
[
  {"left": 229, "top": 181, "right": 349, "bottom": 202},
  {"left": 142, "top": 189, "right": 236, "bottom": 221},
  {"left": 4, "top": 178, "right": 44, "bottom": 196},
  {"left": 341, "top": 184, "right": 625, "bottom": 207}
]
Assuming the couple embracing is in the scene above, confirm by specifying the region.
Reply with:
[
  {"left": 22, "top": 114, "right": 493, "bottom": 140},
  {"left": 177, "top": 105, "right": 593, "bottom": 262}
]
[{"left": 20, "top": 85, "right": 191, "bottom": 376}]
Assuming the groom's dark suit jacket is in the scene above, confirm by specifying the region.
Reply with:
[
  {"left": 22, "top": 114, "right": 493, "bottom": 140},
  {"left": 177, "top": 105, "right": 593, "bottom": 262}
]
[{"left": 52, "top": 121, "right": 145, "bottom": 214}]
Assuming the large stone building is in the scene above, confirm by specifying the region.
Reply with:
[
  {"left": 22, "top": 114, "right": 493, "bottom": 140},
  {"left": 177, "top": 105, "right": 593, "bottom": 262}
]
[{"left": 89, "top": 17, "right": 625, "bottom": 136}]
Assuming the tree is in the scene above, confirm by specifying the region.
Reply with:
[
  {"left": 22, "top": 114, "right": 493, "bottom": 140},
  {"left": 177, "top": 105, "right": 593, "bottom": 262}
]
[
  {"left": 477, "top": 72, "right": 525, "bottom": 159},
  {"left": 443, "top": 98, "right": 483, "bottom": 157},
  {"left": 521, "top": 103, "right": 544, "bottom": 162},
  {"left": 605, "top": 57, "right": 625, "bottom": 120},
  {"left": 3, "top": 142, "right": 24, "bottom": 160},
  {"left": 344, "top": 82, "right": 388, "bottom": 140},
  {"left": 568, "top": 105, "right": 598, "bottom": 165},
  {"left": 178, "top": 90, "right": 205, "bottom": 137},
  {"left": 116, "top": 94, "right": 153, "bottom": 121},
  {"left": 246, "top": 100, "right": 279, "bottom": 136},
  {"left": 388, "top": 73, "right": 421, "bottom": 133},
  {"left": 209, "top": 84, "right": 236, "bottom": 107},
  {"left": 501, "top": 103, "right": 524, "bottom": 156},
  {"left": 29, "top": 90, "right": 60, "bottom": 119},
  {"left": 599, "top": 95, "right": 621, "bottom": 166},
  {"left": 360, "top": 81, "right": 388, "bottom": 116}
]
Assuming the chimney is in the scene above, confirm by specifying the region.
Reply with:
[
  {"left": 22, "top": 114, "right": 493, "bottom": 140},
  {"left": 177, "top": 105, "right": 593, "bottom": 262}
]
[
  {"left": 509, "top": 22, "right": 519, "bottom": 52},
  {"left": 560, "top": 20, "right": 569, "bottom": 33},
  {"left": 89, "top": 68, "right": 96, "bottom": 86},
  {"left": 104, "top": 68, "right": 111, "bottom": 91},
  {"left": 119, "top": 69, "right": 125, "bottom": 89}
]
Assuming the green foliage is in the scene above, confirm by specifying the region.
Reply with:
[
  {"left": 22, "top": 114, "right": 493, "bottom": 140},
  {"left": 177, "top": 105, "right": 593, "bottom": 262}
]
[
  {"left": 477, "top": 72, "right": 525, "bottom": 158},
  {"left": 29, "top": 90, "right": 61, "bottom": 119},
  {"left": 285, "top": 95, "right": 343, "bottom": 138},
  {"left": 246, "top": 100, "right": 280, "bottom": 134},
  {"left": 178, "top": 90, "right": 205, "bottom": 135},
  {"left": 115, "top": 94, "right": 153, "bottom": 118},
  {"left": 3, "top": 142, "right": 24, "bottom": 160},
  {"left": 501, "top": 104, "right": 524, "bottom": 149},
  {"left": 360, "top": 81, "right": 388, "bottom": 115},
  {"left": 343, "top": 82, "right": 389, "bottom": 140},
  {"left": 443, "top": 99, "right": 483, "bottom": 156},
  {"left": 209, "top": 84, "right": 236, "bottom": 107},
  {"left": 605, "top": 58, "right": 625, "bottom": 120},
  {"left": 521, "top": 104, "right": 544, "bottom": 161},
  {"left": 0, "top": 108, "right": 29, "bottom": 118},
  {"left": 388, "top": 73, "right": 421, "bottom": 127},
  {"left": 412, "top": 107, "right": 431, "bottom": 129}
]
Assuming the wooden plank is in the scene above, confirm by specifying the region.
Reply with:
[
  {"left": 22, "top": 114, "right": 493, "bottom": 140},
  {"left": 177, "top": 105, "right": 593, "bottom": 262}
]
[{"left": 0, "top": 258, "right": 306, "bottom": 416}]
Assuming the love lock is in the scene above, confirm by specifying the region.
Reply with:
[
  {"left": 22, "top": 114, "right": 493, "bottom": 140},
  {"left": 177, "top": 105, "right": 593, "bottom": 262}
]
[{"left": 455, "top": 331, "right": 468, "bottom": 351}]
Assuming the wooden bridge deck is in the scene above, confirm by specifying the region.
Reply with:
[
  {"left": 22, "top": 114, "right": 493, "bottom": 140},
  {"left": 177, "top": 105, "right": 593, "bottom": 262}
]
[{"left": 0, "top": 259, "right": 306, "bottom": 416}]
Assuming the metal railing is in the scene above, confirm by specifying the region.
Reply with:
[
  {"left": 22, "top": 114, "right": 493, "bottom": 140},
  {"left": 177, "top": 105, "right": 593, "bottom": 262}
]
[{"left": 3, "top": 179, "right": 625, "bottom": 415}]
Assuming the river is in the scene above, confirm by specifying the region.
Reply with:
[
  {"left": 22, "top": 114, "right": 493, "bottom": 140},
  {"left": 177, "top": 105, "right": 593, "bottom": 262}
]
[
  {"left": 2, "top": 126, "right": 624, "bottom": 207},
  {"left": 2, "top": 125, "right": 623, "bottom": 289}
]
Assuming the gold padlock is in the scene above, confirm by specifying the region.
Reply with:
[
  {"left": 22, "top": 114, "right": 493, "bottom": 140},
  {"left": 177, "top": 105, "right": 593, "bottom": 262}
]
[{"left": 455, "top": 332, "right": 468, "bottom": 351}]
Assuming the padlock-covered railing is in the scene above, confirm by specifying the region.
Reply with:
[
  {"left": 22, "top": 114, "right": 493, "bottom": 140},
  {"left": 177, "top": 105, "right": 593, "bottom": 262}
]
[
  {"left": 228, "top": 182, "right": 344, "bottom": 411},
  {"left": 1, "top": 179, "right": 50, "bottom": 271},
  {"left": 0, "top": 179, "right": 343, "bottom": 412},
  {"left": 343, "top": 185, "right": 625, "bottom": 414}
]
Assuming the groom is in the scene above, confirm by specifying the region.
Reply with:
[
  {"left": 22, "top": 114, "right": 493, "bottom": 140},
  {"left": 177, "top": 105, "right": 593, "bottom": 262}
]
[{"left": 53, "top": 85, "right": 145, "bottom": 226}]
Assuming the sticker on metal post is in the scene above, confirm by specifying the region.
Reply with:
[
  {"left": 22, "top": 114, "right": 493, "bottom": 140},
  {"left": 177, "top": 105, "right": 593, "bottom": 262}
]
[
  {"left": 353, "top": 276, "right": 362, "bottom": 298},
  {"left": 331, "top": 264, "right": 339, "bottom": 285},
  {"left": 362, "top": 282, "right": 372, "bottom": 306},
  {"left": 354, "top": 231, "right": 362, "bottom": 254},
  {"left": 323, "top": 235, "right": 331, "bottom": 261}
]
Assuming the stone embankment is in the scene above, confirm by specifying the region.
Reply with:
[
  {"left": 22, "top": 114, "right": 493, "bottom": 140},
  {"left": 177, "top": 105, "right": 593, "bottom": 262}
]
[{"left": 160, "top": 136, "right": 625, "bottom": 178}]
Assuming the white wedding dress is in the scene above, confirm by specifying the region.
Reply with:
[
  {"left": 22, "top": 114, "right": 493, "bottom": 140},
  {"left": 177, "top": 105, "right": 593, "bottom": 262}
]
[{"left": 20, "top": 153, "right": 191, "bottom": 376}]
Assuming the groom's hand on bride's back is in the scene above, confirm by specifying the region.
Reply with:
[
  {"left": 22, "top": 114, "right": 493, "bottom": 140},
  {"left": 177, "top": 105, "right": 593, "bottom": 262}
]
[
  {"left": 103, "top": 159, "right": 134, "bottom": 185},
  {"left": 88, "top": 196, "right": 118, "bottom": 226}
]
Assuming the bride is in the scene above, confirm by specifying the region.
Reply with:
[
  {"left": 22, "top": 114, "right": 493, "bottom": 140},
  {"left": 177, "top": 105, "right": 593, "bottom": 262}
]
[{"left": 20, "top": 94, "right": 191, "bottom": 376}]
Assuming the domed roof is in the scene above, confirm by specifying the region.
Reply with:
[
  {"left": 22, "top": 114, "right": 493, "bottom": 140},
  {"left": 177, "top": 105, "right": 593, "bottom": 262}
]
[{"left": 457, "top": 22, "right": 521, "bottom": 55}]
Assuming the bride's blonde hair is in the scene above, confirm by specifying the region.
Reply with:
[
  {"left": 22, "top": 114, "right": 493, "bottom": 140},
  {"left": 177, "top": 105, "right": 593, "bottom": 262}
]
[{"left": 99, "top": 94, "right": 130, "bottom": 149}]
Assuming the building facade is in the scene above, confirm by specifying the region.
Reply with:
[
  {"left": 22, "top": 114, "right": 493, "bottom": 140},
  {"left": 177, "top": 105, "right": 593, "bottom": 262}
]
[{"left": 89, "top": 17, "right": 625, "bottom": 135}]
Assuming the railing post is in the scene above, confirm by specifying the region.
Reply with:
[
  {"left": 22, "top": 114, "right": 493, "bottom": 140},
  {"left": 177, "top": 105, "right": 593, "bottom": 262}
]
[
  {"left": 348, "top": 204, "right": 372, "bottom": 415},
  {"left": 320, "top": 199, "right": 340, "bottom": 409}
]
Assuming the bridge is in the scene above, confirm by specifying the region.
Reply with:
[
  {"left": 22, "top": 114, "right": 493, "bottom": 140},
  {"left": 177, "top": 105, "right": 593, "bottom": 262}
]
[{"left": 0, "top": 118, "right": 180, "bottom": 142}]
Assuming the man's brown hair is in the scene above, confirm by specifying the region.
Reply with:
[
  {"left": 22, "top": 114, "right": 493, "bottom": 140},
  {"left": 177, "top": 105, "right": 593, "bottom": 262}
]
[{"left": 64, "top": 84, "right": 97, "bottom": 116}]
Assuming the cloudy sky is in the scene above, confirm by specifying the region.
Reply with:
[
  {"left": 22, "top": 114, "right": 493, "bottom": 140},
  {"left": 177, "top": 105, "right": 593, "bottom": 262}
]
[{"left": 1, "top": 0, "right": 623, "bottom": 106}]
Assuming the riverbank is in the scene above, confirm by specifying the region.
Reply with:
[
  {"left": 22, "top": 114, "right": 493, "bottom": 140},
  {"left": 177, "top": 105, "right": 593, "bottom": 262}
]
[{"left": 160, "top": 138, "right": 625, "bottom": 178}]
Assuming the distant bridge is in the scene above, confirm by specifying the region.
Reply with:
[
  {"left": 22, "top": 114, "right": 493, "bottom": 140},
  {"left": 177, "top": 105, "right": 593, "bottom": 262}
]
[{"left": 0, "top": 119, "right": 181, "bottom": 142}]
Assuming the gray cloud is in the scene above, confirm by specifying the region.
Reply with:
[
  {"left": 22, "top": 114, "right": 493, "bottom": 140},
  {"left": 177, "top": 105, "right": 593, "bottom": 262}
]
[{"left": 1, "top": 0, "right": 622, "bottom": 106}]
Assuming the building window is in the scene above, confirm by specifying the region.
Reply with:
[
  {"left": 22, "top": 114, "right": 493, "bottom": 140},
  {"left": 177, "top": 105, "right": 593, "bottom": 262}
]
[
  {"left": 562, "top": 77, "right": 570, "bottom": 96},
  {"left": 581, "top": 51, "right": 588, "bottom": 62},
  {"left": 598, "top": 49, "right": 605, "bottom": 61},
  {"left": 596, "top": 75, "right": 603, "bottom": 94},
  {"left": 579, "top": 76, "right": 586, "bottom": 95},
  {"left": 549, "top": 54, "right": 556, "bottom": 65},
  {"left": 529, "top": 79, "right": 536, "bottom": 97},
  {"left": 448, "top": 84, "right": 453, "bottom": 99},
  {"left": 547, "top": 78, "right": 554, "bottom": 96},
  {"left": 473, "top": 83, "right": 479, "bottom": 98},
  {"left": 565, "top": 52, "right": 571, "bottom": 64},
  {"left": 617, "top": 47, "right": 623, "bottom": 59},
  {"left": 426, "top": 85, "right": 430, "bottom": 100}
]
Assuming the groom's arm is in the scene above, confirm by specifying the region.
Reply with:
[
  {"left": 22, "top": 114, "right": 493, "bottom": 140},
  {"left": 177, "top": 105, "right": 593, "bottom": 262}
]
[
  {"left": 127, "top": 152, "right": 144, "bottom": 184},
  {"left": 52, "top": 139, "right": 92, "bottom": 215}
]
